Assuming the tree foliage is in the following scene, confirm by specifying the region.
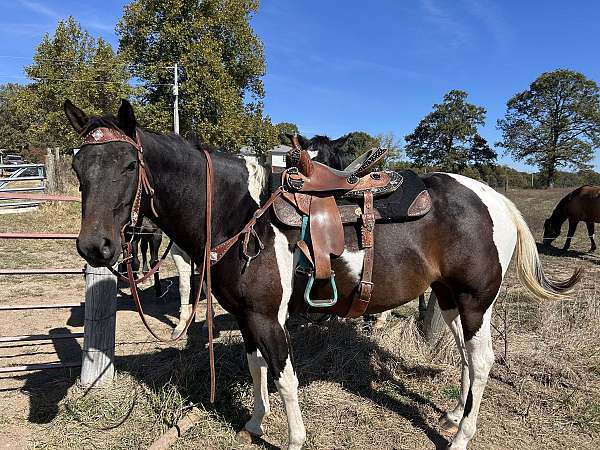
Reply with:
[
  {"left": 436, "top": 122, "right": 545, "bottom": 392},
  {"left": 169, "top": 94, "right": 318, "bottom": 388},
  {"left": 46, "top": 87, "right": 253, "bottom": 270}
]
[
  {"left": 0, "top": 17, "right": 130, "bottom": 151},
  {"left": 340, "top": 131, "right": 379, "bottom": 159},
  {"left": 497, "top": 69, "right": 600, "bottom": 187},
  {"left": 26, "top": 17, "right": 131, "bottom": 149},
  {"left": 405, "top": 90, "right": 490, "bottom": 172},
  {"left": 275, "top": 122, "right": 299, "bottom": 145},
  {"left": 118, "top": 0, "right": 278, "bottom": 153}
]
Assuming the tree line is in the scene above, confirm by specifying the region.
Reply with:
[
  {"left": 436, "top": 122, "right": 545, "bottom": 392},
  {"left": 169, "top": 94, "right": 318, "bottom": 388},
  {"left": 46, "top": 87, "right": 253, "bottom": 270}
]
[{"left": 0, "top": 0, "right": 599, "bottom": 188}]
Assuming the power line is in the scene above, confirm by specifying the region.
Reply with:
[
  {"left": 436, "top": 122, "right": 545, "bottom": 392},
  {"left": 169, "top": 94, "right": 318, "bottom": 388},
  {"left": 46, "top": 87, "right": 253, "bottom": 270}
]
[
  {"left": 0, "top": 55, "right": 176, "bottom": 71},
  {"left": 0, "top": 74, "right": 173, "bottom": 86}
]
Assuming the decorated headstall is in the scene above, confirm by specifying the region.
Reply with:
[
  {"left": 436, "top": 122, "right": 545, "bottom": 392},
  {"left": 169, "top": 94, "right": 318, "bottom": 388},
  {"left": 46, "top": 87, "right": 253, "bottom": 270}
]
[{"left": 80, "top": 127, "right": 158, "bottom": 228}]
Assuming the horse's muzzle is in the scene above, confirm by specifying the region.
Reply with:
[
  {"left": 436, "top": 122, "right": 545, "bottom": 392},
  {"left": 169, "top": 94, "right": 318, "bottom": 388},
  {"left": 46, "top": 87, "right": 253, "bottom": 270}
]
[{"left": 76, "top": 235, "right": 119, "bottom": 267}]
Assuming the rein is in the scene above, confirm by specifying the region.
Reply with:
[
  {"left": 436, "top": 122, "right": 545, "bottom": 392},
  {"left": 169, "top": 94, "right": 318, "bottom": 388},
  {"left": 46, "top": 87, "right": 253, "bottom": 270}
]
[{"left": 80, "top": 127, "right": 282, "bottom": 403}]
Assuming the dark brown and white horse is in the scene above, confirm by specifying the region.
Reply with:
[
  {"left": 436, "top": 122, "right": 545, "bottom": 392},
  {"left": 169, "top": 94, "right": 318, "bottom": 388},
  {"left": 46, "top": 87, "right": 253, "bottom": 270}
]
[
  {"left": 543, "top": 185, "right": 600, "bottom": 252},
  {"left": 65, "top": 100, "right": 581, "bottom": 450}
]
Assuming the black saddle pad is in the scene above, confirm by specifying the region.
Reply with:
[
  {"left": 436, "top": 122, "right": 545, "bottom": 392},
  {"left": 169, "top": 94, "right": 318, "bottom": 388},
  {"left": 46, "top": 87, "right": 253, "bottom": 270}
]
[
  {"left": 335, "top": 169, "right": 429, "bottom": 221},
  {"left": 270, "top": 169, "right": 430, "bottom": 225}
]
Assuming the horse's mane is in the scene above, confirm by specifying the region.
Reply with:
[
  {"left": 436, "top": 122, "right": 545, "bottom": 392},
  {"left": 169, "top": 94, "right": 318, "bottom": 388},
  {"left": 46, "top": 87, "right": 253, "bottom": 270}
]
[{"left": 82, "top": 114, "right": 222, "bottom": 156}]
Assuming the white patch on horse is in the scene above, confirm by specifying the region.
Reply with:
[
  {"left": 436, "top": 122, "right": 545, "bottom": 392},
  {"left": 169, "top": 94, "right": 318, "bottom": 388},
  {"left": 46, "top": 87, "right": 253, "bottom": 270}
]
[
  {"left": 450, "top": 299, "right": 496, "bottom": 450},
  {"left": 245, "top": 350, "right": 270, "bottom": 436},
  {"left": 445, "top": 174, "right": 516, "bottom": 274},
  {"left": 440, "top": 306, "right": 469, "bottom": 429},
  {"left": 340, "top": 249, "right": 365, "bottom": 283},
  {"left": 243, "top": 156, "right": 267, "bottom": 206},
  {"left": 307, "top": 149, "right": 318, "bottom": 159},
  {"left": 274, "top": 356, "right": 306, "bottom": 450},
  {"left": 271, "top": 225, "right": 295, "bottom": 326}
]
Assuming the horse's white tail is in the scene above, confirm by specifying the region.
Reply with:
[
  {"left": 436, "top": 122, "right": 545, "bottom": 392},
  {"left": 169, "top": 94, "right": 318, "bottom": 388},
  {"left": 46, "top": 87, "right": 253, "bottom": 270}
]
[{"left": 502, "top": 197, "right": 582, "bottom": 300}]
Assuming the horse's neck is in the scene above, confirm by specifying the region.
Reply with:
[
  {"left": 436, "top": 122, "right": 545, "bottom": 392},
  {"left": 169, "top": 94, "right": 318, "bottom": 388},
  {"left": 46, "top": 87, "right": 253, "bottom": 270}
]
[
  {"left": 140, "top": 132, "right": 257, "bottom": 261},
  {"left": 550, "top": 202, "right": 568, "bottom": 226}
]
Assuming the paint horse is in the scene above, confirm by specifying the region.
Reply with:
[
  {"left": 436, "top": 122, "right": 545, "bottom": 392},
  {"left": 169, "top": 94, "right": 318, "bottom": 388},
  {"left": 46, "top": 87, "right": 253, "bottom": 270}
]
[
  {"left": 123, "top": 216, "right": 163, "bottom": 296},
  {"left": 66, "top": 99, "right": 581, "bottom": 450},
  {"left": 543, "top": 185, "right": 600, "bottom": 252}
]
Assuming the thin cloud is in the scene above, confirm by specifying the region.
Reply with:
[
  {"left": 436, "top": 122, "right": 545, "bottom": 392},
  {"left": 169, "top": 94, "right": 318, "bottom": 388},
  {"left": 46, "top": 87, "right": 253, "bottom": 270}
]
[
  {"left": 419, "top": 0, "right": 471, "bottom": 48},
  {"left": 17, "top": 0, "right": 60, "bottom": 19},
  {"left": 462, "top": 0, "right": 513, "bottom": 53}
]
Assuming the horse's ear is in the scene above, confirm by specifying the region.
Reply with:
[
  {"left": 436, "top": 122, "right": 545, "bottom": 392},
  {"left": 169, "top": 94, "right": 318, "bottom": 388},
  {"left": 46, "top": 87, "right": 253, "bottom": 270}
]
[
  {"left": 64, "top": 100, "right": 88, "bottom": 134},
  {"left": 117, "top": 99, "right": 137, "bottom": 138}
]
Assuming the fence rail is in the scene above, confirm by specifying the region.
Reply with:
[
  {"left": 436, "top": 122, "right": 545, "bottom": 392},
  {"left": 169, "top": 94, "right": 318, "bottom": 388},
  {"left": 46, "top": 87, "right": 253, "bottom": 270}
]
[{"left": 0, "top": 192, "right": 116, "bottom": 384}]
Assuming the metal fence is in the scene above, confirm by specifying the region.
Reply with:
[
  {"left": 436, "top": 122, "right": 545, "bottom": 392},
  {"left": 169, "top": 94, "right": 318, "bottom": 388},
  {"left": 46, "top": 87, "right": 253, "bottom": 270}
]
[{"left": 0, "top": 164, "right": 46, "bottom": 210}]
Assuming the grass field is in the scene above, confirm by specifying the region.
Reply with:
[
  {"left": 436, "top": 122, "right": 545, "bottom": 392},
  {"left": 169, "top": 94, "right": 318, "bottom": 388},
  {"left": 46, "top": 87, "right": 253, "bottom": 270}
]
[{"left": 0, "top": 187, "right": 598, "bottom": 449}]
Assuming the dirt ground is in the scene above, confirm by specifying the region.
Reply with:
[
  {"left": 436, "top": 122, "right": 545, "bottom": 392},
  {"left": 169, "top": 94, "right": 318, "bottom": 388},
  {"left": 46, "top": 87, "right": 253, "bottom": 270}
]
[{"left": 0, "top": 189, "right": 598, "bottom": 449}]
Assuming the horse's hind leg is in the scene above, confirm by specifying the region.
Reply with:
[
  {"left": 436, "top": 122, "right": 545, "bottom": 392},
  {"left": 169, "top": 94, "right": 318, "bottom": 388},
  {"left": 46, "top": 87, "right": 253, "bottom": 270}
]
[
  {"left": 438, "top": 305, "right": 469, "bottom": 433},
  {"left": 238, "top": 313, "right": 306, "bottom": 449},
  {"left": 150, "top": 234, "right": 162, "bottom": 297},
  {"left": 449, "top": 293, "right": 496, "bottom": 450},
  {"left": 563, "top": 220, "right": 578, "bottom": 251},
  {"left": 586, "top": 222, "right": 596, "bottom": 252},
  {"left": 171, "top": 246, "right": 192, "bottom": 339}
]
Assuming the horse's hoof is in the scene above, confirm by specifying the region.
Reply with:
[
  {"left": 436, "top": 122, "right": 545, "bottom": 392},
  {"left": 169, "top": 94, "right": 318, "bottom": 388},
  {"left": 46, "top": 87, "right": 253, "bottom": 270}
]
[
  {"left": 439, "top": 414, "right": 459, "bottom": 433},
  {"left": 236, "top": 429, "right": 257, "bottom": 444}
]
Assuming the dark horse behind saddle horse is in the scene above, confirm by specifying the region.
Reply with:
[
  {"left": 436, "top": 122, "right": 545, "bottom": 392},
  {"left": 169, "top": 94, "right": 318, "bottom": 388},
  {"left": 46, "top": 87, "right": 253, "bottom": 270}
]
[
  {"left": 543, "top": 185, "right": 600, "bottom": 252},
  {"left": 121, "top": 216, "right": 163, "bottom": 296},
  {"left": 66, "top": 99, "right": 582, "bottom": 450}
]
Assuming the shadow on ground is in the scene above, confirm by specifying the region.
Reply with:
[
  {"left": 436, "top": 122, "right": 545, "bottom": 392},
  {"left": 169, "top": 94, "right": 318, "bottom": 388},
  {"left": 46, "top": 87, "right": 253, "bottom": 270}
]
[{"left": 12, "top": 280, "right": 448, "bottom": 448}]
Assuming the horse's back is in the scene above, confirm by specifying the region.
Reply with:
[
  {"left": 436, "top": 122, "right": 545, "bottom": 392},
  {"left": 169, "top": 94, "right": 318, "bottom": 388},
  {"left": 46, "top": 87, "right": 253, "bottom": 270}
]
[{"left": 566, "top": 185, "right": 600, "bottom": 221}]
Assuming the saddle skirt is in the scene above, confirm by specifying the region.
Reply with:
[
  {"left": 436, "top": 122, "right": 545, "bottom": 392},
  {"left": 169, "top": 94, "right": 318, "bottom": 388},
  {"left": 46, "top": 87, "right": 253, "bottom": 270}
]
[{"left": 272, "top": 169, "right": 432, "bottom": 228}]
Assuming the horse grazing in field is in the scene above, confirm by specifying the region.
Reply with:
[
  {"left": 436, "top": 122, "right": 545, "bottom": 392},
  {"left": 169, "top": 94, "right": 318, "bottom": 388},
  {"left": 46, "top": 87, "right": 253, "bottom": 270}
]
[
  {"left": 543, "top": 185, "right": 600, "bottom": 252},
  {"left": 65, "top": 99, "right": 581, "bottom": 450}
]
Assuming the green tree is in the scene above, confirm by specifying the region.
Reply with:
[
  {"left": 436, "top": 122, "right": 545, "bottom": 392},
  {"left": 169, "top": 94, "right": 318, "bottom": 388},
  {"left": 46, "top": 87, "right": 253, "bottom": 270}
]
[
  {"left": 469, "top": 134, "right": 496, "bottom": 167},
  {"left": 118, "top": 0, "right": 278, "bottom": 153},
  {"left": 340, "top": 131, "right": 379, "bottom": 158},
  {"left": 405, "top": 90, "right": 487, "bottom": 172},
  {"left": 22, "top": 17, "right": 131, "bottom": 149},
  {"left": 0, "top": 83, "right": 33, "bottom": 150},
  {"left": 275, "top": 122, "right": 299, "bottom": 145},
  {"left": 375, "top": 132, "right": 403, "bottom": 167},
  {"left": 497, "top": 69, "right": 600, "bottom": 187}
]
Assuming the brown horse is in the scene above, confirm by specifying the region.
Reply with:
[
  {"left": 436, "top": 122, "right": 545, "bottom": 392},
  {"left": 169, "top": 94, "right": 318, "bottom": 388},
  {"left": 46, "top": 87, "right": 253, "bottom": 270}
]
[
  {"left": 543, "top": 186, "right": 600, "bottom": 252},
  {"left": 65, "top": 99, "right": 581, "bottom": 450}
]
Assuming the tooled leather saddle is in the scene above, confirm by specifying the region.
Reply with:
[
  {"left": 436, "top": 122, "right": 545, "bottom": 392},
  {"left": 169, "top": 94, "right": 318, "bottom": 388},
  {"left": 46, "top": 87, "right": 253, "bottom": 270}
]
[{"left": 272, "top": 137, "right": 432, "bottom": 318}]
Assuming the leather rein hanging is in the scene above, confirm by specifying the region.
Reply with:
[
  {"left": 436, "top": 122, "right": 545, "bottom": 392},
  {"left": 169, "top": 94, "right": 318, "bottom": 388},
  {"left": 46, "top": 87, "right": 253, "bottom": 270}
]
[{"left": 80, "top": 127, "right": 283, "bottom": 403}]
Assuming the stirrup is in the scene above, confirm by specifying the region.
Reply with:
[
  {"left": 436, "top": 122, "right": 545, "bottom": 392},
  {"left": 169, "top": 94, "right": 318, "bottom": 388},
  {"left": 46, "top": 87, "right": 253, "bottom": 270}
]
[{"left": 304, "top": 271, "right": 338, "bottom": 308}]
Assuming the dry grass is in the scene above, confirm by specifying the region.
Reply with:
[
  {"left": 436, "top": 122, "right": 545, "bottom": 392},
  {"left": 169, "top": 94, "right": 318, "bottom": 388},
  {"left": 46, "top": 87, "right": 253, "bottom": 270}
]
[{"left": 0, "top": 187, "right": 598, "bottom": 449}]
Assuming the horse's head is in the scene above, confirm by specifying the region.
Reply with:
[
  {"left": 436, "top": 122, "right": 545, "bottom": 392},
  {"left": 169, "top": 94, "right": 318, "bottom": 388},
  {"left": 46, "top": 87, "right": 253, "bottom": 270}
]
[
  {"left": 301, "top": 135, "right": 350, "bottom": 169},
  {"left": 542, "top": 218, "right": 561, "bottom": 245},
  {"left": 65, "top": 99, "right": 141, "bottom": 267}
]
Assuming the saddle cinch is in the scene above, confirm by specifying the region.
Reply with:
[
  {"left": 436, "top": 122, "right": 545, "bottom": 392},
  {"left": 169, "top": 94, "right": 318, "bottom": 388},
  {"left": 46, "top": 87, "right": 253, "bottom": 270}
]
[{"left": 273, "top": 137, "right": 432, "bottom": 318}]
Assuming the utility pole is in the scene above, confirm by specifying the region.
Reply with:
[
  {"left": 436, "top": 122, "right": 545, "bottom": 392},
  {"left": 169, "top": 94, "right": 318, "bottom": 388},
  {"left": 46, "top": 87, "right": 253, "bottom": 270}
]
[{"left": 173, "top": 63, "right": 179, "bottom": 134}]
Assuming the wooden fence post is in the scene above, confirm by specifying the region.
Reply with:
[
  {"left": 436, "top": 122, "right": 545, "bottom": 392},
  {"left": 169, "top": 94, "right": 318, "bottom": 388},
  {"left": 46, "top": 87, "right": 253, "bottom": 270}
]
[
  {"left": 53, "top": 148, "right": 62, "bottom": 192},
  {"left": 80, "top": 265, "right": 117, "bottom": 387},
  {"left": 46, "top": 149, "right": 56, "bottom": 193}
]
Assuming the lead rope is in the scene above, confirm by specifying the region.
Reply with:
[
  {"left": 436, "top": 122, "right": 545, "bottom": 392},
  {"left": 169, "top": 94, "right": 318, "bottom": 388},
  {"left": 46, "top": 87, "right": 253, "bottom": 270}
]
[
  {"left": 119, "top": 148, "right": 216, "bottom": 402},
  {"left": 202, "top": 147, "right": 216, "bottom": 403}
]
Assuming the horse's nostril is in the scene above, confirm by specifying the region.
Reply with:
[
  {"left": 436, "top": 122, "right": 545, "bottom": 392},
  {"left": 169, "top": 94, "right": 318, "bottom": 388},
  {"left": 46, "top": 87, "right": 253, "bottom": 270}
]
[{"left": 100, "top": 238, "right": 113, "bottom": 259}]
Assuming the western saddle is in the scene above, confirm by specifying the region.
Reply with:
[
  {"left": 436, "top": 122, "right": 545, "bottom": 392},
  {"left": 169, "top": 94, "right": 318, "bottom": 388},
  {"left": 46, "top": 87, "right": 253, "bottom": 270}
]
[{"left": 274, "top": 136, "right": 431, "bottom": 318}]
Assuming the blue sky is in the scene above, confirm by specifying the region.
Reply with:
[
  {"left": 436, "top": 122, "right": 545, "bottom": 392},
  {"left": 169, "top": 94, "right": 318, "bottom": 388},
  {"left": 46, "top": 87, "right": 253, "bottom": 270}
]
[{"left": 1, "top": 0, "right": 600, "bottom": 171}]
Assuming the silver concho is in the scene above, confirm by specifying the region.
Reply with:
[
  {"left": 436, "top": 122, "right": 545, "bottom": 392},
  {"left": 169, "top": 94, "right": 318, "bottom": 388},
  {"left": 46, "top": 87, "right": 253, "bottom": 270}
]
[{"left": 91, "top": 129, "right": 104, "bottom": 141}]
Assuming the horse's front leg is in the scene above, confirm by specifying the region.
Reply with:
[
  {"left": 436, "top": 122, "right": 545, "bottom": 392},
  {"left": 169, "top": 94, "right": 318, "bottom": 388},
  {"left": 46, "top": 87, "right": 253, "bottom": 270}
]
[
  {"left": 562, "top": 220, "right": 578, "bottom": 251},
  {"left": 238, "top": 312, "right": 306, "bottom": 450},
  {"left": 586, "top": 222, "right": 596, "bottom": 252}
]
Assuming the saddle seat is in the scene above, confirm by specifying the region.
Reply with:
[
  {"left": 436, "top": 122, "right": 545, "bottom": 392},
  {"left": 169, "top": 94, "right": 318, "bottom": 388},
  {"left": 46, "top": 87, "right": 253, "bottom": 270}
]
[{"left": 277, "top": 139, "right": 432, "bottom": 318}]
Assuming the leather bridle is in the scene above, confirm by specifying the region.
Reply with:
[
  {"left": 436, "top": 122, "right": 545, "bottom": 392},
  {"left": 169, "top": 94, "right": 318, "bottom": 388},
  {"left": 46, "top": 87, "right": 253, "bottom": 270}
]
[{"left": 79, "top": 126, "right": 283, "bottom": 403}]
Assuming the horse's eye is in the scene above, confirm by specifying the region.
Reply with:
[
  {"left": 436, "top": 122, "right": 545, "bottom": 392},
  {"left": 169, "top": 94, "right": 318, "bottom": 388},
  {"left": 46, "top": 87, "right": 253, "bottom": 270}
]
[{"left": 126, "top": 161, "right": 136, "bottom": 172}]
